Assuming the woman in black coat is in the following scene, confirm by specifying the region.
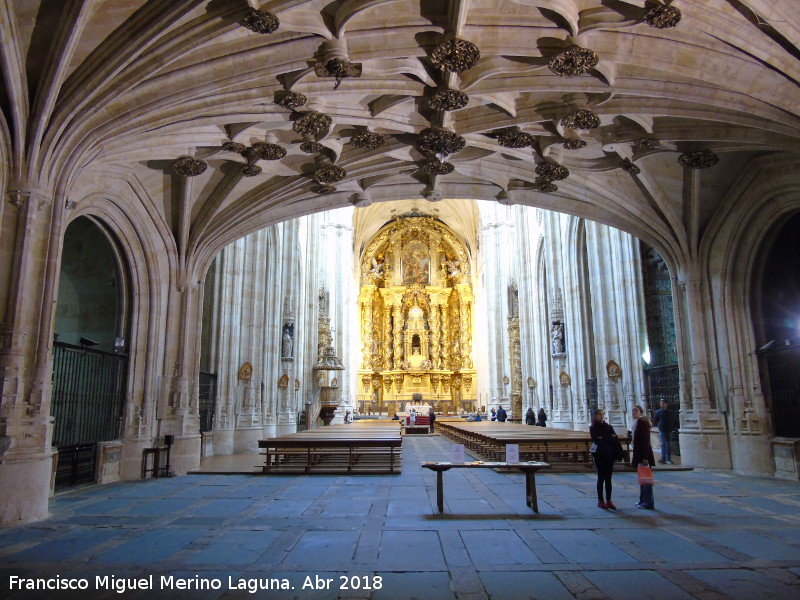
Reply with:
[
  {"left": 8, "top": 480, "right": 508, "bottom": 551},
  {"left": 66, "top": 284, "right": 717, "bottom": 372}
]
[
  {"left": 536, "top": 408, "right": 547, "bottom": 427},
  {"left": 589, "top": 409, "right": 619, "bottom": 509},
  {"left": 525, "top": 407, "right": 535, "bottom": 425}
]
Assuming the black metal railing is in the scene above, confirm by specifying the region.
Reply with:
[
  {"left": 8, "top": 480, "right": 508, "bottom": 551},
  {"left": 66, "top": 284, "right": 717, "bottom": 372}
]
[
  {"left": 585, "top": 377, "right": 598, "bottom": 418},
  {"left": 643, "top": 364, "right": 680, "bottom": 455},
  {"left": 51, "top": 342, "right": 128, "bottom": 490},
  {"left": 199, "top": 371, "right": 217, "bottom": 433}
]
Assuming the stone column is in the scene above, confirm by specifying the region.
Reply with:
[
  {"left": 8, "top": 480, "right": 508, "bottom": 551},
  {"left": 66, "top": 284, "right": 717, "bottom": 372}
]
[
  {"left": 157, "top": 281, "right": 202, "bottom": 473},
  {"left": 675, "top": 273, "right": 731, "bottom": 468},
  {"left": 0, "top": 187, "right": 59, "bottom": 525}
]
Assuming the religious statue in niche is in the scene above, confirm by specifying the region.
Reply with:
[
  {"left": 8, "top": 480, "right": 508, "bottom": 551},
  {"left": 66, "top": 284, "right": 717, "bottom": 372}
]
[
  {"left": 443, "top": 259, "right": 461, "bottom": 279},
  {"left": 606, "top": 360, "right": 621, "bottom": 379},
  {"left": 550, "top": 321, "right": 565, "bottom": 355},
  {"left": 369, "top": 257, "right": 385, "bottom": 281},
  {"left": 402, "top": 239, "right": 430, "bottom": 285},
  {"left": 281, "top": 322, "right": 294, "bottom": 359},
  {"left": 238, "top": 361, "right": 253, "bottom": 381}
]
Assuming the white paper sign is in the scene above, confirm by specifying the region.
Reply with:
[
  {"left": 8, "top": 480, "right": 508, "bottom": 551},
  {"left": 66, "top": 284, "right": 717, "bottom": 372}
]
[
  {"left": 505, "top": 444, "right": 520, "bottom": 463},
  {"left": 451, "top": 444, "right": 465, "bottom": 464}
]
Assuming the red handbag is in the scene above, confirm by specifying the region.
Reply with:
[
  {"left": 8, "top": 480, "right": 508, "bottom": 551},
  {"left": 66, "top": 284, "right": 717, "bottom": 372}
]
[{"left": 637, "top": 464, "right": 655, "bottom": 486}]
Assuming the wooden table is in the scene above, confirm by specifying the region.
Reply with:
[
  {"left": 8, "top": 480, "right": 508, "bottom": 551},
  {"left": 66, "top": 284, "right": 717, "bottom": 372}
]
[{"left": 421, "top": 461, "right": 550, "bottom": 513}]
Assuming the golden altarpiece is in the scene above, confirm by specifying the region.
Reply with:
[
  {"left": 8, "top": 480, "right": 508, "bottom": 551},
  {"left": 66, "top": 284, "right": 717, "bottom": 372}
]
[{"left": 357, "top": 216, "right": 476, "bottom": 415}]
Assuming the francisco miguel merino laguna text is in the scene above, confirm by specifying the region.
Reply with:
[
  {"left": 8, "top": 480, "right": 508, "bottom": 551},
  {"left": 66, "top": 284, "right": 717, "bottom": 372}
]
[{"left": 9, "top": 574, "right": 297, "bottom": 594}]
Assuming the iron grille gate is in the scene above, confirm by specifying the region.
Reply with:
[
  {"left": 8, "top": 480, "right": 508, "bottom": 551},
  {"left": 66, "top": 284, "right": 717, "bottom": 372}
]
[
  {"left": 765, "top": 347, "right": 800, "bottom": 438},
  {"left": 585, "top": 377, "right": 598, "bottom": 419},
  {"left": 199, "top": 371, "right": 217, "bottom": 433},
  {"left": 51, "top": 342, "right": 127, "bottom": 491},
  {"left": 643, "top": 364, "right": 680, "bottom": 455}
]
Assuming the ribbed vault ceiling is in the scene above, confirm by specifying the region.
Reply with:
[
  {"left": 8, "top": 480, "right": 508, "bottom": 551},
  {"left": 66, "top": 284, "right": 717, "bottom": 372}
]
[{"left": 1, "top": 0, "right": 799, "bottom": 271}]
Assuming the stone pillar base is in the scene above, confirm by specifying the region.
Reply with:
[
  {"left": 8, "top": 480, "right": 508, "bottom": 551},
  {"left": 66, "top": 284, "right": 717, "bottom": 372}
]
[
  {"left": 213, "top": 429, "right": 234, "bottom": 455},
  {"left": 165, "top": 435, "right": 201, "bottom": 475},
  {"left": 678, "top": 430, "right": 732, "bottom": 469},
  {"left": 233, "top": 428, "right": 261, "bottom": 453},
  {"left": 771, "top": 437, "right": 800, "bottom": 480},
  {"left": 730, "top": 433, "right": 773, "bottom": 476},
  {"left": 0, "top": 452, "right": 54, "bottom": 526}
]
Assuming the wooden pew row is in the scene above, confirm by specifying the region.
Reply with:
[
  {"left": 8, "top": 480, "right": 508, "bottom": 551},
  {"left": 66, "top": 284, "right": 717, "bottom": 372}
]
[
  {"left": 436, "top": 421, "right": 596, "bottom": 466},
  {"left": 259, "top": 423, "right": 402, "bottom": 474}
]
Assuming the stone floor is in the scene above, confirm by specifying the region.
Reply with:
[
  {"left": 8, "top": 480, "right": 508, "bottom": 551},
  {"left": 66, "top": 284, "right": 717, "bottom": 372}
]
[{"left": 1, "top": 436, "right": 799, "bottom": 600}]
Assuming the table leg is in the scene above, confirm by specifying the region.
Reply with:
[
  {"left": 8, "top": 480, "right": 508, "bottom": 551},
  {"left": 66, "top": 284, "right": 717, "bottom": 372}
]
[
  {"left": 436, "top": 470, "right": 444, "bottom": 513},
  {"left": 525, "top": 470, "right": 539, "bottom": 513}
]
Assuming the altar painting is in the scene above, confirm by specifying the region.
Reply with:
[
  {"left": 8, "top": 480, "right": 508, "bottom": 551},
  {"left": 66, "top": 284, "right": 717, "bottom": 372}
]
[{"left": 402, "top": 240, "right": 429, "bottom": 285}]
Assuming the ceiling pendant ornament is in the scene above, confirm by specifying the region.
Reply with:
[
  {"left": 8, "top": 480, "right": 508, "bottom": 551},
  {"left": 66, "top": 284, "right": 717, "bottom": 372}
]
[
  {"left": 299, "top": 140, "right": 324, "bottom": 154},
  {"left": 620, "top": 158, "right": 641, "bottom": 175},
  {"left": 313, "top": 165, "right": 347, "bottom": 184},
  {"left": 314, "top": 58, "right": 362, "bottom": 90},
  {"left": 293, "top": 111, "right": 332, "bottom": 138},
  {"left": 560, "top": 109, "right": 601, "bottom": 130},
  {"left": 422, "top": 186, "right": 443, "bottom": 202},
  {"left": 247, "top": 142, "right": 286, "bottom": 161},
  {"left": 417, "top": 128, "right": 466, "bottom": 156},
  {"left": 563, "top": 138, "right": 587, "bottom": 150},
  {"left": 421, "top": 158, "right": 455, "bottom": 175},
  {"left": 242, "top": 8, "right": 279, "bottom": 34},
  {"left": 678, "top": 150, "right": 719, "bottom": 169},
  {"left": 221, "top": 141, "right": 246, "bottom": 154},
  {"left": 350, "top": 132, "right": 386, "bottom": 150},
  {"left": 430, "top": 38, "right": 480, "bottom": 73},
  {"left": 429, "top": 89, "right": 469, "bottom": 111},
  {"left": 535, "top": 162, "right": 570, "bottom": 182},
  {"left": 548, "top": 45, "right": 599, "bottom": 76},
  {"left": 632, "top": 138, "right": 659, "bottom": 151},
  {"left": 645, "top": 5, "right": 682, "bottom": 29},
  {"left": 497, "top": 128, "right": 534, "bottom": 149},
  {"left": 276, "top": 91, "right": 308, "bottom": 110},
  {"left": 315, "top": 185, "right": 337, "bottom": 195},
  {"left": 241, "top": 164, "right": 263, "bottom": 177},
  {"left": 172, "top": 156, "right": 207, "bottom": 177}
]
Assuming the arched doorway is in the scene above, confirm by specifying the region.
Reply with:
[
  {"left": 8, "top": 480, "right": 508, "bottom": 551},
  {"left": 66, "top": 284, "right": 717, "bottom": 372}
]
[
  {"left": 756, "top": 213, "right": 800, "bottom": 438},
  {"left": 52, "top": 217, "right": 130, "bottom": 490}
]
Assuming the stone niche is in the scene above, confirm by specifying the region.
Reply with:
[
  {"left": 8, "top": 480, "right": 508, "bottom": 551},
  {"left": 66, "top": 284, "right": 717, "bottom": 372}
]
[{"left": 772, "top": 437, "right": 800, "bottom": 480}]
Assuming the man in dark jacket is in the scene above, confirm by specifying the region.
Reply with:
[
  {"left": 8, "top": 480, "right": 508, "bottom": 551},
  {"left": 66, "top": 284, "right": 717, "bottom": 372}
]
[
  {"left": 428, "top": 407, "right": 436, "bottom": 434},
  {"left": 653, "top": 399, "right": 674, "bottom": 464},
  {"left": 496, "top": 406, "right": 507, "bottom": 422}
]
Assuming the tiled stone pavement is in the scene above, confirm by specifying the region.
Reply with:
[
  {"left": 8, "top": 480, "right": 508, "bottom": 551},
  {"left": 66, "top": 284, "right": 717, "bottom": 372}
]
[{"left": 1, "top": 436, "right": 799, "bottom": 599}]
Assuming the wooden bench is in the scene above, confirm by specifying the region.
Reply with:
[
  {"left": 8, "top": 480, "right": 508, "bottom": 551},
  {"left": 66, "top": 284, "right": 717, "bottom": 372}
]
[
  {"left": 421, "top": 460, "right": 550, "bottom": 513},
  {"left": 259, "top": 423, "right": 402, "bottom": 474}
]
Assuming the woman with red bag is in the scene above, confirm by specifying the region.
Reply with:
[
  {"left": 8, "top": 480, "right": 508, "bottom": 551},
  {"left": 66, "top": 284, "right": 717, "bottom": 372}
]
[{"left": 631, "top": 405, "right": 656, "bottom": 509}]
